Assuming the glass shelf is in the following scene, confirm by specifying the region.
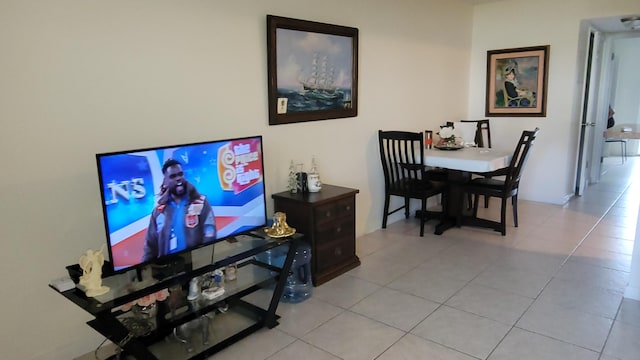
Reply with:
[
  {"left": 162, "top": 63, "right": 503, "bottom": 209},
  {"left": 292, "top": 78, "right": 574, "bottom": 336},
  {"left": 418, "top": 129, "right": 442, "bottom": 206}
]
[
  {"left": 54, "top": 233, "right": 300, "bottom": 360},
  {"left": 123, "top": 304, "right": 261, "bottom": 360},
  {"left": 58, "top": 233, "right": 298, "bottom": 314}
]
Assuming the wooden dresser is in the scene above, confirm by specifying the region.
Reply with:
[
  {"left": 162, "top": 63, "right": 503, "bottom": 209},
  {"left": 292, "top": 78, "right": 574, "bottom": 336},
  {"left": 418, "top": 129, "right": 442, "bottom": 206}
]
[{"left": 272, "top": 184, "right": 360, "bottom": 286}]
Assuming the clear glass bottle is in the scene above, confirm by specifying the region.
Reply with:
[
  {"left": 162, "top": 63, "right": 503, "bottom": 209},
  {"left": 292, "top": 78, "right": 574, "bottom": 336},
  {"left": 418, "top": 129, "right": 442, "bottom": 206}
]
[{"left": 287, "top": 160, "right": 297, "bottom": 193}]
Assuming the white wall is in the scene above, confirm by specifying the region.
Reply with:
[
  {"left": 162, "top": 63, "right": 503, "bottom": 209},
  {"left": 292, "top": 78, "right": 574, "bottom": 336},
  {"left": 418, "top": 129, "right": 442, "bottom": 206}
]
[
  {"left": 0, "top": 1, "right": 474, "bottom": 359},
  {"left": 612, "top": 36, "right": 640, "bottom": 126},
  {"left": 468, "top": 0, "right": 640, "bottom": 204}
]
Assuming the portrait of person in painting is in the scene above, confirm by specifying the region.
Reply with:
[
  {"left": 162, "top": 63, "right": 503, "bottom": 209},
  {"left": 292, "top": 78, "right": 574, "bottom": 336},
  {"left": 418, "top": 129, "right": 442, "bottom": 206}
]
[{"left": 503, "top": 60, "right": 536, "bottom": 108}]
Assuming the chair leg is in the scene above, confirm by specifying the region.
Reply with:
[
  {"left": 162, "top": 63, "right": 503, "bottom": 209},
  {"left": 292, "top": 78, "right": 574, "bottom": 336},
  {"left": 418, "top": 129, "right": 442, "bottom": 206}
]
[
  {"left": 420, "top": 199, "right": 426, "bottom": 237},
  {"left": 472, "top": 194, "right": 480, "bottom": 217},
  {"left": 499, "top": 197, "right": 507, "bottom": 236},
  {"left": 382, "top": 194, "right": 390, "bottom": 228},
  {"left": 404, "top": 197, "right": 411, "bottom": 219},
  {"left": 483, "top": 176, "right": 490, "bottom": 208},
  {"left": 512, "top": 194, "right": 518, "bottom": 227}
]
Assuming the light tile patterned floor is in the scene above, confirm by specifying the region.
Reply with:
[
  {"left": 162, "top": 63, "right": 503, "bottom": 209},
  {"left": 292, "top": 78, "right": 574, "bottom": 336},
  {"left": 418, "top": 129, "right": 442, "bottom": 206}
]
[
  {"left": 209, "top": 157, "right": 640, "bottom": 360},
  {"left": 80, "top": 157, "right": 640, "bottom": 359}
]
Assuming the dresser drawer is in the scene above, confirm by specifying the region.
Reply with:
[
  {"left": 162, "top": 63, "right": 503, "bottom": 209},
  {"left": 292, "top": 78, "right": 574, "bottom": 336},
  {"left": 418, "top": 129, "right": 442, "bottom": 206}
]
[
  {"left": 315, "top": 218, "right": 354, "bottom": 244},
  {"left": 314, "top": 197, "right": 355, "bottom": 226},
  {"left": 315, "top": 236, "right": 356, "bottom": 273},
  {"left": 335, "top": 197, "right": 355, "bottom": 217}
]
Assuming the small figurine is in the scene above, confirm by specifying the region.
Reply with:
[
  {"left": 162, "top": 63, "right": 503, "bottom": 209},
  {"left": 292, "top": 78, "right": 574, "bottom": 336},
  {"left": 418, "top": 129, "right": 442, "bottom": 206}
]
[
  {"left": 78, "top": 245, "right": 110, "bottom": 297},
  {"left": 187, "top": 278, "right": 200, "bottom": 301},
  {"left": 265, "top": 212, "right": 296, "bottom": 238},
  {"left": 224, "top": 263, "right": 237, "bottom": 281}
]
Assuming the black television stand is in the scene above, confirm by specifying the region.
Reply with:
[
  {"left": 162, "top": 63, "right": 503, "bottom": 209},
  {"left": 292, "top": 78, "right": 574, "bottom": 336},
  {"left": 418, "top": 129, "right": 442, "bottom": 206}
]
[{"left": 52, "top": 233, "right": 302, "bottom": 360}]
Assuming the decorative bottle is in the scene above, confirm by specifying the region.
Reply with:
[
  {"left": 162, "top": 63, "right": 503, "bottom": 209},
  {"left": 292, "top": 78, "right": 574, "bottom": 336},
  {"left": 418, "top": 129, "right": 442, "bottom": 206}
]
[
  {"left": 307, "top": 156, "right": 322, "bottom": 192},
  {"left": 287, "top": 160, "right": 297, "bottom": 193}
]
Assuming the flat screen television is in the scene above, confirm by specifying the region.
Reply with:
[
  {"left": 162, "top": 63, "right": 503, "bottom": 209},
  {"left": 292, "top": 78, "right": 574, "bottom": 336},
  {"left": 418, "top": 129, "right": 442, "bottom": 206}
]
[{"left": 96, "top": 135, "right": 267, "bottom": 273}]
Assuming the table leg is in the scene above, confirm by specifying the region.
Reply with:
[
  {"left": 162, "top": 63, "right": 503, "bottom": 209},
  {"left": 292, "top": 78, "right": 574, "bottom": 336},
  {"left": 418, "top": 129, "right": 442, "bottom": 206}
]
[{"left": 434, "top": 170, "right": 471, "bottom": 235}]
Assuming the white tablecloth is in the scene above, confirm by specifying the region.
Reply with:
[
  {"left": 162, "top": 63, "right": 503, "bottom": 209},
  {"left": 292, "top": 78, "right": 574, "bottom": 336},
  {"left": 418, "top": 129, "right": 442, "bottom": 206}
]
[{"left": 425, "top": 147, "right": 512, "bottom": 173}]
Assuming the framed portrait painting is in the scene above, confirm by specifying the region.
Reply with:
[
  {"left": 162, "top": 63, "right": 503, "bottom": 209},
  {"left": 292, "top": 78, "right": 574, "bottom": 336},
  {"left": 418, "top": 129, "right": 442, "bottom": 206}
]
[
  {"left": 267, "top": 15, "right": 358, "bottom": 125},
  {"left": 485, "top": 45, "right": 549, "bottom": 117}
]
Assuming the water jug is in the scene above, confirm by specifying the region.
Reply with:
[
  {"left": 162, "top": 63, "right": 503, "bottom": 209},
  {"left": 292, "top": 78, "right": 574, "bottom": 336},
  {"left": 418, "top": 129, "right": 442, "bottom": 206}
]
[{"left": 282, "top": 242, "right": 312, "bottom": 303}]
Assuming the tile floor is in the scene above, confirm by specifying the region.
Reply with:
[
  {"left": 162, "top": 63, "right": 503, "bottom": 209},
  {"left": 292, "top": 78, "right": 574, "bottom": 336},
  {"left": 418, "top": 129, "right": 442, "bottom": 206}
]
[
  {"left": 81, "top": 157, "right": 640, "bottom": 360},
  {"left": 213, "top": 156, "right": 640, "bottom": 360}
]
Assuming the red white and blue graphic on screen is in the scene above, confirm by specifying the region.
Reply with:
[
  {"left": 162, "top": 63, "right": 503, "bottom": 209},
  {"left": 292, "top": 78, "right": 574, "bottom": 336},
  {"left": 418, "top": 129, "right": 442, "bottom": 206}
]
[{"left": 98, "top": 138, "right": 265, "bottom": 271}]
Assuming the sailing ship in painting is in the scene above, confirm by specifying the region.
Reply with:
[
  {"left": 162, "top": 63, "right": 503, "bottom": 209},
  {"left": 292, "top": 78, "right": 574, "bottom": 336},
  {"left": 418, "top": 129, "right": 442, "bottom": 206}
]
[
  {"left": 300, "top": 53, "right": 337, "bottom": 93},
  {"left": 278, "top": 52, "right": 352, "bottom": 112}
]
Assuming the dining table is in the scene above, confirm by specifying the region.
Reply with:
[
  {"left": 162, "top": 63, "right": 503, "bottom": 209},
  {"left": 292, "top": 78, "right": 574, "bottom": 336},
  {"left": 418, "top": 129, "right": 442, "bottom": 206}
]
[
  {"left": 424, "top": 146, "right": 513, "bottom": 235},
  {"left": 603, "top": 123, "right": 640, "bottom": 139},
  {"left": 603, "top": 124, "right": 639, "bottom": 161}
]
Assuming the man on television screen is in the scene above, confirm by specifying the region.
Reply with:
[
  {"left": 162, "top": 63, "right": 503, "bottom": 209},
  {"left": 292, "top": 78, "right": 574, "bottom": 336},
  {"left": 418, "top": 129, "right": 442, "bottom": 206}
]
[{"left": 142, "top": 159, "right": 216, "bottom": 262}]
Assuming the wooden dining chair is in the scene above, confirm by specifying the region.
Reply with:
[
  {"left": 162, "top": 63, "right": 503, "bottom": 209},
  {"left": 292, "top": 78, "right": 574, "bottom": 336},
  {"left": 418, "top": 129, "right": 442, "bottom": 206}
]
[
  {"left": 378, "top": 130, "right": 446, "bottom": 236},
  {"left": 456, "top": 119, "right": 493, "bottom": 208},
  {"left": 460, "top": 119, "right": 491, "bottom": 148},
  {"left": 460, "top": 128, "right": 539, "bottom": 235}
]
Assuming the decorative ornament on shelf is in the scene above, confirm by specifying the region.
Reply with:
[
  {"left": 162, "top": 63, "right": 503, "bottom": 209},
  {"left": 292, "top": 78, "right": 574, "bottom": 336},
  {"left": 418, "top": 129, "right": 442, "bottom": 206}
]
[
  {"left": 264, "top": 212, "right": 296, "bottom": 238},
  {"left": 295, "top": 163, "right": 308, "bottom": 193},
  {"left": 287, "top": 160, "right": 298, "bottom": 193},
  {"left": 118, "top": 288, "right": 169, "bottom": 315},
  {"left": 78, "top": 244, "right": 110, "bottom": 297},
  {"left": 224, "top": 263, "right": 237, "bottom": 281},
  {"left": 308, "top": 156, "right": 322, "bottom": 192}
]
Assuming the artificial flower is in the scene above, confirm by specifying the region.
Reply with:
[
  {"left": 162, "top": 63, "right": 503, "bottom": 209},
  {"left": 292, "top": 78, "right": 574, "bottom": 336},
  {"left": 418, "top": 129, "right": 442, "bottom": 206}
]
[{"left": 437, "top": 126, "right": 456, "bottom": 142}]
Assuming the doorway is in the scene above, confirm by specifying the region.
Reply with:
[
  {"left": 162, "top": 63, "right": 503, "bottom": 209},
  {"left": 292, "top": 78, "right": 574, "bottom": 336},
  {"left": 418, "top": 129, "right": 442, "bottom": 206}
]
[{"left": 575, "top": 16, "right": 640, "bottom": 196}]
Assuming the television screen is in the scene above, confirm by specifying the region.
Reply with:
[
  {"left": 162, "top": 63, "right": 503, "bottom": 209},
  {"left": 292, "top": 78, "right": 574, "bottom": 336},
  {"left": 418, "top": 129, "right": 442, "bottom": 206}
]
[{"left": 96, "top": 136, "right": 267, "bottom": 273}]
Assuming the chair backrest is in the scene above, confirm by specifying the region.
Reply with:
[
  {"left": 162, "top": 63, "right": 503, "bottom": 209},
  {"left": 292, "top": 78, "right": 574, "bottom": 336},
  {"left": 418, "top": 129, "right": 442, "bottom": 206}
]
[
  {"left": 452, "top": 121, "right": 478, "bottom": 146},
  {"left": 504, "top": 128, "right": 540, "bottom": 191},
  {"left": 460, "top": 119, "right": 491, "bottom": 148},
  {"left": 378, "top": 130, "right": 425, "bottom": 193}
]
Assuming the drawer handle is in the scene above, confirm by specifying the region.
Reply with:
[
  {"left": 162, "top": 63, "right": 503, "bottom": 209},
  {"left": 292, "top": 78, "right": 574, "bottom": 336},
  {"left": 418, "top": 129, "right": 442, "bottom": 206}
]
[
  {"left": 345, "top": 205, "right": 352, "bottom": 211},
  {"left": 334, "top": 247, "right": 342, "bottom": 256},
  {"left": 324, "top": 211, "right": 332, "bottom": 218},
  {"left": 335, "top": 226, "right": 342, "bottom": 233}
]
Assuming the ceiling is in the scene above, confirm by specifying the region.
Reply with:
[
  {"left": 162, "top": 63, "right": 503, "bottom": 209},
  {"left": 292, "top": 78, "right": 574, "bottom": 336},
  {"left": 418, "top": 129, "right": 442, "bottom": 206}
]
[
  {"left": 461, "top": 1, "right": 640, "bottom": 34},
  {"left": 590, "top": 15, "right": 640, "bottom": 33}
]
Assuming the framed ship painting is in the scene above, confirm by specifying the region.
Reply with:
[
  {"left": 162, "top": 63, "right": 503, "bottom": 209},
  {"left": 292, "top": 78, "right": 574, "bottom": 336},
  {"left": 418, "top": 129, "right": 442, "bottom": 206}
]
[
  {"left": 267, "top": 15, "right": 359, "bottom": 125},
  {"left": 485, "top": 45, "right": 549, "bottom": 117}
]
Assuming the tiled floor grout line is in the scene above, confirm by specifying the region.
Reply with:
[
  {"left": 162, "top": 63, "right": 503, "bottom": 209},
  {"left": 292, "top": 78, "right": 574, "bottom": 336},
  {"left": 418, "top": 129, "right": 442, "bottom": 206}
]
[{"left": 481, "top": 164, "right": 638, "bottom": 359}]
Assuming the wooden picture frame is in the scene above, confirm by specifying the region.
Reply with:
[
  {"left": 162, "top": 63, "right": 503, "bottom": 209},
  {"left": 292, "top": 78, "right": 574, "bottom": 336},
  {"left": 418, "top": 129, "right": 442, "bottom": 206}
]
[
  {"left": 267, "top": 15, "right": 358, "bottom": 125},
  {"left": 485, "top": 45, "right": 549, "bottom": 117}
]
